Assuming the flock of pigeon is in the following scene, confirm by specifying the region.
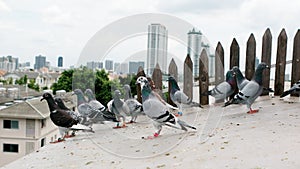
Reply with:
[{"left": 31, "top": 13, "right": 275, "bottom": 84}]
[{"left": 41, "top": 62, "right": 300, "bottom": 143}]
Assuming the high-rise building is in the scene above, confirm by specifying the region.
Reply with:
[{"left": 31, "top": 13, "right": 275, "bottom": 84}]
[
  {"left": 114, "top": 62, "right": 120, "bottom": 74},
  {"left": 105, "top": 60, "right": 113, "bottom": 71},
  {"left": 58, "top": 56, "right": 63, "bottom": 67},
  {"left": 187, "top": 28, "right": 203, "bottom": 77},
  {"left": 147, "top": 23, "right": 168, "bottom": 75},
  {"left": 120, "top": 63, "right": 128, "bottom": 74},
  {"left": 87, "top": 61, "right": 103, "bottom": 70},
  {"left": 129, "top": 61, "right": 145, "bottom": 74},
  {"left": 0, "top": 56, "right": 19, "bottom": 72},
  {"left": 34, "top": 55, "right": 46, "bottom": 70}
]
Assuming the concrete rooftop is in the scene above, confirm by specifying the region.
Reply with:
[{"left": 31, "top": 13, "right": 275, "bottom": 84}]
[{"left": 2, "top": 94, "right": 300, "bottom": 169}]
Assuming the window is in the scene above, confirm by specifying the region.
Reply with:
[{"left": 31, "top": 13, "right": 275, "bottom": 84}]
[
  {"left": 3, "top": 144, "right": 19, "bottom": 153},
  {"left": 3, "top": 120, "right": 19, "bottom": 129},
  {"left": 41, "top": 119, "right": 46, "bottom": 128},
  {"left": 41, "top": 138, "right": 46, "bottom": 147}
]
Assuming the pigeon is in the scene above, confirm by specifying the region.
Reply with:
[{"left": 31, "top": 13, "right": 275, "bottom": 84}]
[
  {"left": 232, "top": 66, "right": 274, "bottom": 93},
  {"left": 280, "top": 80, "right": 300, "bottom": 98},
  {"left": 73, "top": 89, "right": 118, "bottom": 125},
  {"left": 123, "top": 84, "right": 144, "bottom": 123},
  {"left": 136, "top": 76, "right": 196, "bottom": 139},
  {"left": 41, "top": 93, "right": 93, "bottom": 142},
  {"left": 107, "top": 90, "right": 131, "bottom": 128},
  {"left": 55, "top": 97, "right": 88, "bottom": 126},
  {"left": 167, "top": 76, "right": 201, "bottom": 115},
  {"left": 232, "top": 66, "right": 249, "bottom": 90},
  {"left": 224, "top": 62, "right": 270, "bottom": 114},
  {"left": 84, "top": 89, "right": 106, "bottom": 112},
  {"left": 202, "top": 70, "right": 237, "bottom": 102}
]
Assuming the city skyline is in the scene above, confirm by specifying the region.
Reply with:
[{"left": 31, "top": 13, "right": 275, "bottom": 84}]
[{"left": 0, "top": 0, "right": 299, "bottom": 70}]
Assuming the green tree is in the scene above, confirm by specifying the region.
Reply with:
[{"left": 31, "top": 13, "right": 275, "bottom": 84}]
[
  {"left": 51, "top": 69, "right": 74, "bottom": 94},
  {"left": 28, "top": 79, "right": 39, "bottom": 91}
]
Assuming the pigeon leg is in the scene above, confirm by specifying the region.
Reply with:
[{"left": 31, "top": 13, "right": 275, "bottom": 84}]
[
  {"left": 50, "top": 138, "right": 65, "bottom": 144},
  {"left": 247, "top": 108, "right": 259, "bottom": 114}
]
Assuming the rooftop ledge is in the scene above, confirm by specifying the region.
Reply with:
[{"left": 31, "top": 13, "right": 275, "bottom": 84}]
[{"left": 3, "top": 96, "right": 300, "bottom": 169}]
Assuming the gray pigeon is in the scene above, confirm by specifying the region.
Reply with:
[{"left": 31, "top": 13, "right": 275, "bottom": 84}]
[
  {"left": 107, "top": 90, "right": 131, "bottom": 128},
  {"left": 84, "top": 89, "right": 106, "bottom": 112},
  {"left": 232, "top": 66, "right": 249, "bottom": 90},
  {"left": 167, "top": 76, "right": 201, "bottom": 116},
  {"left": 123, "top": 84, "right": 144, "bottom": 123},
  {"left": 224, "top": 62, "right": 270, "bottom": 114},
  {"left": 136, "top": 76, "right": 196, "bottom": 139},
  {"left": 232, "top": 66, "right": 274, "bottom": 93},
  {"left": 202, "top": 70, "right": 237, "bottom": 102},
  {"left": 73, "top": 89, "right": 118, "bottom": 125},
  {"left": 280, "top": 80, "right": 300, "bottom": 98},
  {"left": 55, "top": 97, "right": 88, "bottom": 126}
]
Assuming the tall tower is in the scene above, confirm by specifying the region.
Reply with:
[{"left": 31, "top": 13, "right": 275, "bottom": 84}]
[
  {"left": 147, "top": 23, "right": 168, "bottom": 75},
  {"left": 187, "top": 28, "right": 203, "bottom": 78},
  {"left": 58, "top": 56, "right": 63, "bottom": 67},
  {"left": 34, "top": 55, "right": 46, "bottom": 70}
]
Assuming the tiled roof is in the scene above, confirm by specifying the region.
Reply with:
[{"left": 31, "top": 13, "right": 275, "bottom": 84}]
[{"left": 0, "top": 98, "right": 50, "bottom": 119}]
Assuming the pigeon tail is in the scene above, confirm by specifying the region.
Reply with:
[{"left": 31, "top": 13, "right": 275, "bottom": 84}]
[
  {"left": 201, "top": 90, "right": 211, "bottom": 96},
  {"left": 280, "top": 90, "right": 294, "bottom": 98},
  {"left": 177, "top": 119, "right": 196, "bottom": 130}
]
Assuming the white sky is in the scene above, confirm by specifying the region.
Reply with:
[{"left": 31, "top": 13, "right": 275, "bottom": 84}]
[{"left": 0, "top": 0, "right": 299, "bottom": 71}]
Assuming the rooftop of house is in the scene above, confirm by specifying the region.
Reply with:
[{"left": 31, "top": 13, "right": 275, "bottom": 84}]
[{"left": 0, "top": 92, "right": 75, "bottom": 119}]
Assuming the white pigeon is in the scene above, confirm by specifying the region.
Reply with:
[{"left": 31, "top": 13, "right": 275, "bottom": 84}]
[
  {"left": 280, "top": 80, "right": 300, "bottom": 98},
  {"left": 123, "top": 84, "right": 144, "bottom": 123},
  {"left": 136, "top": 76, "right": 196, "bottom": 139},
  {"left": 202, "top": 70, "right": 237, "bottom": 102},
  {"left": 107, "top": 90, "right": 131, "bottom": 128},
  {"left": 224, "top": 62, "right": 270, "bottom": 114}
]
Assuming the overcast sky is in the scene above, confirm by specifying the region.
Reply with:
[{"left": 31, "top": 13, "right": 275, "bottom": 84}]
[{"left": 0, "top": 0, "right": 299, "bottom": 70}]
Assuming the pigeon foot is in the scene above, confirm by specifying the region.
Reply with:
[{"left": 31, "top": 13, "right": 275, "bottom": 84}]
[
  {"left": 142, "top": 133, "right": 159, "bottom": 140},
  {"left": 247, "top": 109, "right": 259, "bottom": 114},
  {"left": 64, "top": 134, "right": 75, "bottom": 138},
  {"left": 50, "top": 138, "right": 65, "bottom": 144}
]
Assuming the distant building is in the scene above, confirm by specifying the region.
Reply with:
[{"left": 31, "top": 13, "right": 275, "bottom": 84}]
[
  {"left": 120, "top": 63, "right": 128, "bottom": 74},
  {"left": 0, "top": 56, "right": 19, "bottom": 72},
  {"left": 105, "top": 60, "right": 113, "bottom": 71},
  {"left": 187, "top": 28, "right": 202, "bottom": 77},
  {"left": 57, "top": 56, "right": 63, "bottom": 67},
  {"left": 86, "top": 61, "right": 103, "bottom": 70},
  {"left": 187, "top": 28, "right": 214, "bottom": 78},
  {"left": 129, "top": 61, "right": 144, "bottom": 74},
  {"left": 114, "top": 62, "right": 120, "bottom": 74},
  {"left": 147, "top": 23, "right": 168, "bottom": 75},
  {"left": 34, "top": 55, "right": 46, "bottom": 70}
]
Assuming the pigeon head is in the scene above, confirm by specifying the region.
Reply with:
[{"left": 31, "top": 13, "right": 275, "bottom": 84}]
[
  {"left": 253, "top": 62, "right": 270, "bottom": 84},
  {"left": 73, "top": 89, "right": 87, "bottom": 105},
  {"left": 41, "top": 92, "right": 58, "bottom": 112},
  {"left": 55, "top": 97, "right": 70, "bottom": 110},
  {"left": 225, "top": 70, "right": 236, "bottom": 87},
  {"left": 114, "top": 90, "right": 122, "bottom": 98},
  {"left": 84, "top": 89, "right": 95, "bottom": 101},
  {"left": 123, "top": 84, "right": 131, "bottom": 91},
  {"left": 232, "top": 66, "right": 244, "bottom": 81},
  {"left": 167, "top": 76, "right": 180, "bottom": 91},
  {"left": 41, "top": 92, "right": 54, "bottom": 101},
  {"left": 73, "top": 89, "right": 84, "bottom": 96},
  {"left": 136, "top": 76, "right": 149, "bottom": 89}
]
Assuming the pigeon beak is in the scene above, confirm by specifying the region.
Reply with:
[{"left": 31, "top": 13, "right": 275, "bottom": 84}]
[
  {"left": 40, "top": 97, "right": 45, "bottom": 101},
  {"left": 71, "top": 91, "right": 75, "bottom": 95}
]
